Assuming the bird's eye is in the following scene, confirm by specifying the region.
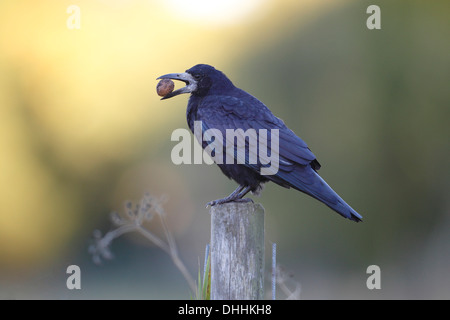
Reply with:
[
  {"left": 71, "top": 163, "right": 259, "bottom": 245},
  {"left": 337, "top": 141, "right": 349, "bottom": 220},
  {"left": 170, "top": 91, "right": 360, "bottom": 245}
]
[{"left": 194, "top": 74, "right": 202, "bottom": 80}]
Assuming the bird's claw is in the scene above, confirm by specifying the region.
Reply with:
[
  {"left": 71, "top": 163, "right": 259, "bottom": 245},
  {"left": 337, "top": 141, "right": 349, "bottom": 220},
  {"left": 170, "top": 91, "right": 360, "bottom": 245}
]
[
  {"left": 206, "top": 199, "right": 224, "bottom": 208},
  {"left": 205, "top": 201, "right": 216, "bottom": 208}
]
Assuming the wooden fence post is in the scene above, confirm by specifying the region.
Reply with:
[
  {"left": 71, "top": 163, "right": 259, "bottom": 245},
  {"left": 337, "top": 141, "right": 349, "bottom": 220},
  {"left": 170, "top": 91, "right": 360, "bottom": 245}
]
[{"left": 210, "top": 202, "right": 265, "bottom": 300}]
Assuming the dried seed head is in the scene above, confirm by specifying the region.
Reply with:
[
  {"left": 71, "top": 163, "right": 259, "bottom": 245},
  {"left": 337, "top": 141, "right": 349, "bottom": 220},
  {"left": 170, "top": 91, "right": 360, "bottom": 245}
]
[{"left": 156, "top": 79, "right": 174, "bottom": 97}]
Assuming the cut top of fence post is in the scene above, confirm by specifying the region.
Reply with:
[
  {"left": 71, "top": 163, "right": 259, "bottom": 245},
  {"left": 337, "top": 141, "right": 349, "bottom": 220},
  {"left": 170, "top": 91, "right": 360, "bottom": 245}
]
[{"left": 210, "top": 202, "right": 265, "bottom": 300}]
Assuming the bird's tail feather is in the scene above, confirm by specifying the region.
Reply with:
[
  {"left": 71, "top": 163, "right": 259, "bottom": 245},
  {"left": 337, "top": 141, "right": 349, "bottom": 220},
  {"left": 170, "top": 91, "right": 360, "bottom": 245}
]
[{"left": 283, "top": 168, "right": 362, "bottom": 222}]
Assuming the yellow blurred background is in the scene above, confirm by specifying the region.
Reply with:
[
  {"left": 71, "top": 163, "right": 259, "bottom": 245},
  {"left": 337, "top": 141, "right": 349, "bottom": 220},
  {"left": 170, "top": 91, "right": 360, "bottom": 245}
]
[{"left": 0, "top": 0, "right": 449, "bottom": 299}]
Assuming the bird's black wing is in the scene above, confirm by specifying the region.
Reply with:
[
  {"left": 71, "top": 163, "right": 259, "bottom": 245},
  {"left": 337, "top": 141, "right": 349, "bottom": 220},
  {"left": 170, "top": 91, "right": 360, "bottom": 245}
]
[
  {"left": 196, "top": 95, "right": 317, "bottom": 179},
  {"left": 196, "top": 94, "right": 362, "bottom": 221}
]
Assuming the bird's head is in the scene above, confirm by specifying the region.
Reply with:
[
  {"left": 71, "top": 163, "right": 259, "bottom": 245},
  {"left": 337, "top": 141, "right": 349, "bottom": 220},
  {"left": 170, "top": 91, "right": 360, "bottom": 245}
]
[{"left": 157, "top": 64, "right": 234, "bottom": 100}]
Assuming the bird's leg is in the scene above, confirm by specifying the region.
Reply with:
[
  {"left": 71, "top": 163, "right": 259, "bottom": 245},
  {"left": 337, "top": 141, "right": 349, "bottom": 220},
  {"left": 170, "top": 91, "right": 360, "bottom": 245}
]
[
  {"left": 206, "top": 185, "right": 243, "bottom": 207},
  {"left": 206, "top": 185, "right": 253, "bottom": 207},
  {"left": 236, "top": 186, "right": 252, "bottom": 199}
]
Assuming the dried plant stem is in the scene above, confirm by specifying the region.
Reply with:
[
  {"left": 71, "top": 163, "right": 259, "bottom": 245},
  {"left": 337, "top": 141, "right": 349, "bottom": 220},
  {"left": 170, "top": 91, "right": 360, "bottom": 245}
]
[
  {"left": 169, "top": 247, "right": 197, "bottom": 294},
  {"left": 90, "top": 194, "right": 197, "bottom": 295},
  {"left": 275, "top": 266, "right": 301, "bottom": 300},
  {"left": 135, "top": 225, "right": 170, "bottom": 253},
  {"left": 272, "top": 243, "right": 276, "bottom": 300},
  {"left": 99, "top": 224, "right": 137, "bottom": 248},
  {"left": 135, "top": 222, "right": 196, "bottom": 293}
]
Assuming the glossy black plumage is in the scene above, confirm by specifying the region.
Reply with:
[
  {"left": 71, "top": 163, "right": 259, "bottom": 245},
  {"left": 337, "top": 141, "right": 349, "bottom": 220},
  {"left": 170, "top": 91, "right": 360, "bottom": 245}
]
[{"left": 158, "top": 64, "right": 362, "bottom": 222}]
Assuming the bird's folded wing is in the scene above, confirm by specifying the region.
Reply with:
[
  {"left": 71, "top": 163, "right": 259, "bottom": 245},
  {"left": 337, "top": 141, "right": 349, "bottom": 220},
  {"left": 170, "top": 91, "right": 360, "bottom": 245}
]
[{"left": 197, "top": 95, "right": 318, "bottom": 174}]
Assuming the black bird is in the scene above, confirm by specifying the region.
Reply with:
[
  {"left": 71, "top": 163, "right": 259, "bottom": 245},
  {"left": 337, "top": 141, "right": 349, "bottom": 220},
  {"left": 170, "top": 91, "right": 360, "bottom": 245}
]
[{"left": 158, "top": 64, "right": 362, "bottom": 222}]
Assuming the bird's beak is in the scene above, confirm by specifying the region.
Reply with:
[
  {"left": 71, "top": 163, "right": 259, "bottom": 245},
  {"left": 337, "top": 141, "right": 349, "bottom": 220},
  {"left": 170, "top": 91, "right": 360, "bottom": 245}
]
[{"left": 156, "top": 72, "right": 197, "bottom": 100}]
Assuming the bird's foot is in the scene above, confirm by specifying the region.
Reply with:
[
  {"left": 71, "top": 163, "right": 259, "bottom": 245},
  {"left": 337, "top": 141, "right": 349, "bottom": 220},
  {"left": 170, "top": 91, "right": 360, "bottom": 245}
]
[
  {"left": 206, "top": 198, "right": 229, "bottom": 207},
  {"left": 206, "top": 185, "right": 254, "bottom": 208},
  {"left": 206, "top": 197, "right": 253, "bottom": 208}
]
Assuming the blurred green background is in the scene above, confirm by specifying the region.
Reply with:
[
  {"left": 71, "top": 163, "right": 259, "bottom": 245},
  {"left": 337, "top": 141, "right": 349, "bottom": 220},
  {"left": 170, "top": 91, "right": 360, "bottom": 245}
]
[{"left": 0, "top": 0, "right": 449, "bottom": 299}]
